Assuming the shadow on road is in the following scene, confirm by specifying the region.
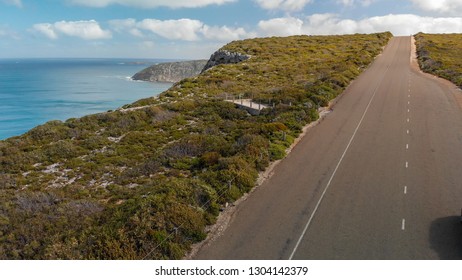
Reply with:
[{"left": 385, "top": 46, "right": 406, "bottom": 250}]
[{"left": 429, "top": 216, "right": 462, "bottom": 260}]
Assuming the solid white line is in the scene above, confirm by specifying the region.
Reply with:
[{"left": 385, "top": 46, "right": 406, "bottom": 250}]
[
  {"left": 402, "top": 219, "right": 406, "bottom": 230},
  {"left": 288, "top": 66, "right": 388, "bottom": 260}
]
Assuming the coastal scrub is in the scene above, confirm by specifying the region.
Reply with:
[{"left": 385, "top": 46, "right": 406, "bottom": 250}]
[{"left": 0, "top": 32, "right": 392, "bottom": 259}]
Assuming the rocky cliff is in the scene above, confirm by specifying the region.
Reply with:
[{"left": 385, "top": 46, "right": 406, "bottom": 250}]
[
  {"left": 132, "top": 60, "right": 208, "bottom": 83},
  {"left": 201, "top": 50, "right": 251, "bottom": 72}
]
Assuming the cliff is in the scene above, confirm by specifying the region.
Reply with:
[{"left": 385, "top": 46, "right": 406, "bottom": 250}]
[
  {"left": 132, "top": 60, "right": 208, "bottom": 83},
  {"left": 201, "top": 50, "right": 251, "bottom": 72}
]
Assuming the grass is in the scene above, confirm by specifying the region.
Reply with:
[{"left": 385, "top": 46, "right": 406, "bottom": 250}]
[
  {"left": 0, "top": 32, "right": 392, "bottom": 259},
  {"left": 415, "top": 33, "right": 462, "bottom": 88}
]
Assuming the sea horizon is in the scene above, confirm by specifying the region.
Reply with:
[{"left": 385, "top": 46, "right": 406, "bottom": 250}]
[{"left": 0, "top": 58, "right": 175, "bottom": 140}]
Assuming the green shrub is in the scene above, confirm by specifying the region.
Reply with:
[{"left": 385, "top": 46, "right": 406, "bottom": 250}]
[
  {"left": 269, "top": 143, "right": 286, "bottom": 160},
  {"left": 415, "top": 33, "right": 462, "bottom": 88}
]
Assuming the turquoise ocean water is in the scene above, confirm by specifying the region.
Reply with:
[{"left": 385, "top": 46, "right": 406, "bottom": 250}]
[{"left": 0, "top": 58, "right": 173, "bottom": 140}]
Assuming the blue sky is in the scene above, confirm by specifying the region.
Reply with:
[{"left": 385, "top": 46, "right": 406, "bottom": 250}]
[{"left": 1, "top": 0, "right": 462, "bottom": 59}]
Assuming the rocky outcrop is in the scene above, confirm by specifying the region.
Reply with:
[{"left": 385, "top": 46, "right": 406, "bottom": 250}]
[
  {"left": 201, "top": 50, "right": 251, "bottom": 72},
  {"left": 132, "top": 60, "right": 208, "bottom": 83}
]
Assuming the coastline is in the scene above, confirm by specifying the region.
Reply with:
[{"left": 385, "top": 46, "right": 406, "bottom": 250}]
[{"left": 0, "top": 58, "right": 172, "bottom": 140}]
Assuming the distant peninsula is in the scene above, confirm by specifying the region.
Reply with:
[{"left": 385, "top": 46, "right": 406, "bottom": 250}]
[{"left": 132, "top": 60, "right": 208, "bottom": 83}]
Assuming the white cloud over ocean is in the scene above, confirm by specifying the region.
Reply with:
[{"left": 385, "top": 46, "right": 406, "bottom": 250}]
[
  {"left": 110, "top": 18, "right": 255, "bottom": 42},
  {"left": 69, "top": 0, "right": 236, "bottom": 8},
  {"left": 33, "top": 20, "right": 112, "bottom": 40},
  {"left": 337, "top": 0, "right": 375, "bottom": 7},
  {"left": 253, "top": 0, "right": 313, "bottom": 12}
]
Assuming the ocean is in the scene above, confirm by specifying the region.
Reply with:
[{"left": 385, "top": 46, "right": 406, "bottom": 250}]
[{"left": 0, "top": 58, "right": 173, "bottom": 140}]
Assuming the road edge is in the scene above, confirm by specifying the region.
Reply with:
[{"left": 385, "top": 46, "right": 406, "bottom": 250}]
[{"left": 185, "top": 38, "right": 390, "bottom": 260}]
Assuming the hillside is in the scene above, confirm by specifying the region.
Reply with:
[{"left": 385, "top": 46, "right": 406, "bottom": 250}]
[
  {"left": 415, "top": 33, "right": 462, "bottom": 88},
  {"left": 132, "top": 60, "right": 208, "bottom": 83},
  {"left": 0, "top": 32, "right": 392, "bottom": 259}
]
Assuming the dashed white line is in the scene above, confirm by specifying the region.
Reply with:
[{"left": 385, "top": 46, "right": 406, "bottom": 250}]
[
  {"left": 407, "top": 129, "right": 409, "bottom": 135},
  {"left": 405, "top": 162, "right": 409, "bottom": 168},
  {"left": 406, "top": 144, "right": 409, "bottom": 150},
  {"left": 407, "top": 118, "right": 410, "bottom": 123},
  {"left": 402, "top": 219, "right": 406, "bottom": 230},
  {"left": 407, "top": 109, "right": 410, "bottom": 113},
  {"left": 404, "top": 186, "right": 407, "bottom": 194}
]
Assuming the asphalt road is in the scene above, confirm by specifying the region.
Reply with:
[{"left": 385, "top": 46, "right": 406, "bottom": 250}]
[{"left": 194, "top": 36, "right": 462, "bottom": 260}]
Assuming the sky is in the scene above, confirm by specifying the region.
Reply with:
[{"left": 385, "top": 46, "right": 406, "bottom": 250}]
[{"left": 1, "top": 0, "right": 462, "bottom": 59}]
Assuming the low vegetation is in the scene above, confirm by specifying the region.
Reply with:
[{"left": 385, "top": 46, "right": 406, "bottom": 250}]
[
  {"left": 415, "top": 32, "right": 462, "bottom": 88},
  {"left": 0, "top": 32, "right": 392, "bottom": 259}
]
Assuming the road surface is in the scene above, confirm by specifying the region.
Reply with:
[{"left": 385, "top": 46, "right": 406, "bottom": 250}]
[{"left": 194, "top": 36, "right": 462, "bottom": 260}]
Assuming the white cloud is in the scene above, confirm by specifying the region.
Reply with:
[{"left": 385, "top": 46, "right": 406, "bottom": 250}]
[
  {"left": 0, "top": 25, "right": 20, "bottom": 39},
  {"left": 33, "top": 23, "right": 58, "bottom": 39},
  {"left": 337, "top": 0, "right": 353, "bottom": 6},
  {"left": 110, "top": 18, "right": 253, "bottom": 42},
  {"left": 33, "top": 20, "right": 112, "bottom": 40},
  {"left": 258, "top": 17, "right": 304, "bottom": 36},
  {"left": 410, "top": 0, "right": 462, "bottom": 15},
  {"left": 54, "top": 21, "right": 112, "bottom": 40},
  {"left": 201, "top": 25, "right": 256, "bottom": 41},
  {"left": 337, "top": 0, "right": 375, "bottom": 7},
  {"left": 254, "top": 0, "right": 313, "bottom": 12},
  {"left": 109, "top": 18, "right": 144, "bottom": 37},
  {"left": 259, "top": 14, "right": 462, "bottom": 37},
  {"left": 138, "top": 19, "right": 204, "bottom": 41},
  {"left": 3, "top": 0, "right": 22, "bottom": 7},
  {"left": 140, "top": 41, "right": 155, "bottom": 49},
  {"left": 69, "top": 0, "right": 235, "bottom": 8}
]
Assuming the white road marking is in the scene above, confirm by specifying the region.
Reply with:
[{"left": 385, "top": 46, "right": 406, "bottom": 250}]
[
  {"left": 402, "top": 219, "right": 406, "bottom": 230},
  {"left": 407, "top": 129, "right": 409, "bottom": 134},
  {"left": 406, "top": 161, "right": 409, "bottom": 168},
  {"left": 288, "top": 65, "right": 389, "bottom": 260},
  {"left": 404, "top": 186, "right": 407, "bottom": 194},
  {"left": 406, "top": 144, "right": 409, "bottom": 150},
  {"left": 408, "top": 101, "right": 410, "bottom": 105},
  {"left": 408, "top": 109, "right": 410, "bottom": 113},
  {"left": 407, "top": 118, "right": 410, "bottom": 123}
]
